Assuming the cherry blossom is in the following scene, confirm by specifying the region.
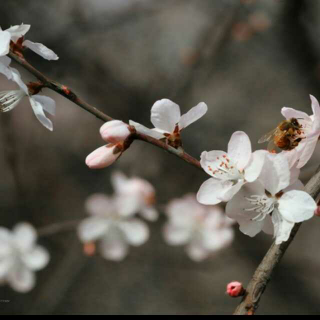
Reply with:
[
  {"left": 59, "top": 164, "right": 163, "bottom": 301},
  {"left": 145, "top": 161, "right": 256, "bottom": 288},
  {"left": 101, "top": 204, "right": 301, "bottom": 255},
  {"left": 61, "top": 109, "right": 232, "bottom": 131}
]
[
  {"left": 129, "top": 99, "right": 207, "bottom": 147},
  {"left": 0, "top": 56, "right": 16, "bottom": 80},
  {"left": 78, "top": 193, "right": 149, "bottom": 261},
  {"left": 226, "top": 153, "right": 316, "bottom": 245},
  {"left": 111, "top": 171, "right": 158, "bottom": 221},
  {"left": 0, "top": 223, "right": 49, "bottom": 293},
  {"left": 281, "top": 95, "right": 320, "bottom": 169},
  {"left": 0, "top": 24, "right": 58, "bottom": 60},
  {"left": 163, "top": 194, "right": 234, "bottom": 262},
  {"left": 0, "top": 69, "right": 55, "bottom": 131},
  {"left": 197, "top": 131, "right": 266, "bottom": 205}
]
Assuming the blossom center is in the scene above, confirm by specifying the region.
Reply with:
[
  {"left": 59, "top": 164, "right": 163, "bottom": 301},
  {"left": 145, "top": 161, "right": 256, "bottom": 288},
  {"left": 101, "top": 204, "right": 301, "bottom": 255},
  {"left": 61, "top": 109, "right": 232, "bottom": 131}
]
[
  {"left": 245, "top": 195, "right": 276, "bottom": 222},
  {"left": 209, "top": 155, "right": 244, "bottom": 182},
  {"left": 0, "top": 90, "right": 26, "bottom": 112}
]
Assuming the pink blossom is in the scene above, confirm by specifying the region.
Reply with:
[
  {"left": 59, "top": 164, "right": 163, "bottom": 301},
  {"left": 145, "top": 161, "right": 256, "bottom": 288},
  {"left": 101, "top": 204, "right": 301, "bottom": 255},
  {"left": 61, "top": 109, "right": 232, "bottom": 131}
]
[{"left": 100, "top": 120, "right": 131, "bottom": 143}]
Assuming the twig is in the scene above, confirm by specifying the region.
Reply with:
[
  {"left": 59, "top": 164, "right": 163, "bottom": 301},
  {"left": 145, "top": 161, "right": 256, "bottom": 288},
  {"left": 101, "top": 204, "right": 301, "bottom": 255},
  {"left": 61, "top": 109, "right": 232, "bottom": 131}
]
[
  {"left": 8, "top": 52, "right": 202, "bottom": 171},
  {"left": 233, "top": 168, "right": 320, "bottom": 315},
  {"left": 38, "top": 220, "right": 80, "bottom": 238}
]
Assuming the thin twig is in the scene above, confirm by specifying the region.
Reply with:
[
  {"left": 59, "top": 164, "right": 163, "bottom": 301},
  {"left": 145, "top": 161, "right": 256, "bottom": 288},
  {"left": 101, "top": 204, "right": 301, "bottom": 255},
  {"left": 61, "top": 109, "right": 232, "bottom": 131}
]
[
  {"left": 38, "top": 220, "right": 80, "bottom": 238},
  {"left": 234, "top": 168, "right": 320, "bottom": 315},
  {"left": 8, "top": 52, "right": 202, "bottom": 171}
]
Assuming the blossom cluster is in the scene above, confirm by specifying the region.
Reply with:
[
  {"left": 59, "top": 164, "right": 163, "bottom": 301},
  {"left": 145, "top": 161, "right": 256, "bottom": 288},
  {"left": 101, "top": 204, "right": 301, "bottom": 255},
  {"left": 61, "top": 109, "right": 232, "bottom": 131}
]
[{"left": 1, "top": 22, "right": 320, "bottom": 298}]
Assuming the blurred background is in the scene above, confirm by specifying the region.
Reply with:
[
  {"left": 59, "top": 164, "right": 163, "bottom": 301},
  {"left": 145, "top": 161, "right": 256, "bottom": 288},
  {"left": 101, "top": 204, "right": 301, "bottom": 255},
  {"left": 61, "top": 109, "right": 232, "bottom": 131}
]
[{"left": 1, "top": 0, "right": 320, "bottom": 315}]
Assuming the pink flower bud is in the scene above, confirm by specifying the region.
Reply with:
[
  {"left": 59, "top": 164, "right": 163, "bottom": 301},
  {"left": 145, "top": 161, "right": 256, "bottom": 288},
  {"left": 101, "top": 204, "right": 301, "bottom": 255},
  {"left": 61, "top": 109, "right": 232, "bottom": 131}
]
[
  {"left": 86, "top": 144, "right": 121, "bottom": 169},
  {"left": 315, "top": 206, "right": 320, "bottom": 217},
  {"left": 226, "top": 282, "right": 245, "bottom": 298},
  {"left": 100, "top": 120, "right": 131, "bottom": 143}
]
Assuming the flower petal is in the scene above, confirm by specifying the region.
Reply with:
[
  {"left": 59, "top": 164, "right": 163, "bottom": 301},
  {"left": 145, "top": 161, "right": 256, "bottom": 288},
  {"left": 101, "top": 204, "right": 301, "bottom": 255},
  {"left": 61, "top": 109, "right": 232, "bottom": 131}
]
[
  {"left": 140, "top": 207, "right": 159, "bottom": 221},
  {"left": 85, "top": 194, "right": 114, "bottom": 217},
  {"left": 178, "top": 102, "right": 208, "bottom": 130},
  {"left": 163, "top": 224, "right": 192, "bottom": 246},
  {"left": 6, "top": 24, "right": 30, "bottom": 41},
  {"left": 23, "top": 40, "right": 59, "bottom": 61},
  {"left": 310, "top": 95, "right": 320, "bottom": 131},
  {"left": 119, "top": 219, "right": 149, "bottom": 246},
  {"left": 203, "top": 228, "right": 234, "bottom": 251},
  {"left": 111, "top": 171, "right": 128, "bottom": 193},
  {"left": 278, "top": 190, "right": 316, "bottom": 223},
  {"left": 244, "top": 150, "right": 267, "bottom": 182},
  {"left": 219, "top": 180, "right": 244, "bottom": 202},
  {"left": 0, "top": 56, "right": 13, "bottom": 79},
  {"left": 197, "top": 178, "right": 233, "bottom": 205},
  {"left": 100, "top": 229, "right": 128, "bottom": 261},
  {"left": 272, "top": 210, "right": 295, "bottom": 245},
  {"left": 150, "top": 99, "right": 181, "bottom": 133},
  {"left": 259, "top": 153, "right": 290, "bottom": 195},
  {"left": 0, "top": 31, "right": 11, "bottom": 56},
  {"left": 0, "top": 258, "right": 13, "bottom": 279},
  {"left": 227, "top": 131, "right": 252, "bottom": 170},
  {"left": 129, "top": 120, "right": 164, "bottom": 139},
  {"left": 21, "top": 246, "right": 49, "bottom": 271},
  {"left": 13, "top": 223, "right": 37, "bottom": 252},
  {"left": 78, "top": 217, "right": 110, "bottom": 243},
  {"left": 29, "top": 96, "right": 53, "bottom": 131},
  {"left": 296, "top": 138, "right": 318, "bottom": 169},
  {"left": 186, "top": 242, "right": 209, "bottom": 262},
  {"left": 262, "top": 215, "right": 274, "bottom": 235},
  {"left": 281, "top": 107, "right": 311, "bottom": 121},
  {"left": 33, "top": 95, "right": 56, "bottom": 116},
  {"left": 8, "top": 265, "right": 35, "bottom": 293}
]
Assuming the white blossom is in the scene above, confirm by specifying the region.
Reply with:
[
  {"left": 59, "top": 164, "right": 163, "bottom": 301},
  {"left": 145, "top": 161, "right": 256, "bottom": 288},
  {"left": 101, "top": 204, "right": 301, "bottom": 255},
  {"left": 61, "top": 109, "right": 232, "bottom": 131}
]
[
  {"left": 78, "top": 193, "right": 149, "bottom": 262},
  {"left": 197, "top": 131, "right": 266, "bottom": 205},
  {"left": 0, "top": 223, "right": 49, "bottom": 293},
  {"left": 86, "top": 144, "right": 122, "bottom": 169},
  {"left": 111, "top": 171, "right": 158, "bottom": 221},
  {"left": 129, "top": 99, "right": 207, "bottom": 144},
  {"left": 226, "top": 153, "right": 316, "bottom": 244},
  {"left": 164, "top": 194, "right": 234, "bottom": 262},
  {"left": 281, "top": 95, "right": 320, "bottom": 169},
  {"left": 0, "top": 24, "right": 58, "bottom": 60},
  {"left": 0, "top": 69, "right": 55, "bottom": 131}
]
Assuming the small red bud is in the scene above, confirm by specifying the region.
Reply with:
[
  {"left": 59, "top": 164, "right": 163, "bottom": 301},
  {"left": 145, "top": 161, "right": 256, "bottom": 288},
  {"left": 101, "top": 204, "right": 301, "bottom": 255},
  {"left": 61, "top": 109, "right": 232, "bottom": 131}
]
[
  {"left": 315, "top": 206, "right": 320, "bottom": 217},
  {"left": 226, "top": 282, "right": 245, "bottom": 298}
]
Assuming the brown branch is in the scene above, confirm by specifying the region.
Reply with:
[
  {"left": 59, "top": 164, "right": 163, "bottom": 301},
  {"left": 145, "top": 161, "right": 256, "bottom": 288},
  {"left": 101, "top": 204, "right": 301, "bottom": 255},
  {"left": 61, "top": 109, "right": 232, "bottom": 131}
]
[
  {"left": 234, "top": 168, "right": 320, "bottom": 315},
  {"left": 8, "top": 52, "right": 202, "bottom": 171}
]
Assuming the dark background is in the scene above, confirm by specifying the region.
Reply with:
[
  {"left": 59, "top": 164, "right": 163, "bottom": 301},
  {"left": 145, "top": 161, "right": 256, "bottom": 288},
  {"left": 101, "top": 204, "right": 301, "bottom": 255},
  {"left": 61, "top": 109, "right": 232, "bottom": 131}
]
[{"left": 1, "top": 0, "right": 320, "bottom": 315}]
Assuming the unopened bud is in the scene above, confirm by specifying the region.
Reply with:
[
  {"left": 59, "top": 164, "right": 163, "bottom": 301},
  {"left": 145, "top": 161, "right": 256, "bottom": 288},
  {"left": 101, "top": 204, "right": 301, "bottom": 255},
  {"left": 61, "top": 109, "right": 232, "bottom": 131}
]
[
  {"left": 100, "top": 120, "right": 131, "bottom": 143},
  {"left": 84, "top": 242, "right": 96, "bottom": 256},
  {"left": 315, "top": 206, "right": 320, "bottom": 217},
  {"left": 86, "top": 143, "right": 122, "bottom": 169},
  {"left": 226, "top": 282, "right": 245, "bottom": 298}
]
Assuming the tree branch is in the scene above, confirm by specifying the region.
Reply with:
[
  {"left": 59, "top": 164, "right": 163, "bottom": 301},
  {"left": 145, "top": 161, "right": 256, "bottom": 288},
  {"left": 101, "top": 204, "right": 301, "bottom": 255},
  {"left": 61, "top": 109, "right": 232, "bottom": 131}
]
[
  {"left": 8, "top": 52, "right": 202, "bottom": 171},
  {"left": 233, "top": 168, "right": 320, "bottom": 315}
]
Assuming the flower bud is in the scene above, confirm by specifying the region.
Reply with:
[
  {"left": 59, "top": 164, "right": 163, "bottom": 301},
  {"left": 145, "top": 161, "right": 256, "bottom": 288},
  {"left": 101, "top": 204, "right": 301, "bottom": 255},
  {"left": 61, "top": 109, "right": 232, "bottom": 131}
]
[
  {"left": 226, "top": 282, "right": 245, "bottom": 298},
  {"left": 100, "top": 120, "right": 131, "bottom": 143},
  {"left": 315, "top": 206, "right": 320, "bottom": 217},
  {"left": 86, "top": 144, "right": 121, "bottom": 169}
]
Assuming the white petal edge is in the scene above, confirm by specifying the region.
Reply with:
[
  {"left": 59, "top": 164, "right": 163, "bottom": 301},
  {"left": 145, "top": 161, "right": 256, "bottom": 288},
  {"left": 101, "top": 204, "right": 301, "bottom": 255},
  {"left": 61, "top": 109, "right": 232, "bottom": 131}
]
[
  {"left": 178, "top": 102, "right": 208, "bottom": 130},
  {"left": 29, "top": 96, "right": 53, "bottom": 131},
  {"left": 33, "top": 95, "right": 56, "bottom": 116},
  {"left": 23, "top": 40, "right": 59, "bottom": 61},
  {"left": 129, "top": 120, "right": 164, "bottom": 139}
]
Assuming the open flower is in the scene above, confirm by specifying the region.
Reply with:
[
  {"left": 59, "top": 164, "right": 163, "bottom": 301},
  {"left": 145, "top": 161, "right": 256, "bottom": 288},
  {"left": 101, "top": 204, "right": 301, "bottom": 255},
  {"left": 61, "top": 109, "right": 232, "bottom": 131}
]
[
  {"left": 129, "top": 99, "right": 207, "bottom": 147},
  {"left": 0, "top": 69, "right": 55, "bottom": 131},
  {"left": 0, "top": 223, "right": 49, "bottom": 293},
  {"left": 281, "top": 95, "right": 320, "bottom": 168},
  {"left": 197, "top": 132, "right": 266, "bottom": 205},
  {"left": 226, "top": 153, "right": 316, "bottom": 244},
  {"left": 78, "top": 194, "right": 149, "bottom": 261},
  {"left": 164, "top": 194, "right": 234, "bottom": 262},
  {"left": 111, "top": 172, "right": 158, "bottom": 221},
  {"left": 0, "top": 24, "right": 58, "bottom": 60}
]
